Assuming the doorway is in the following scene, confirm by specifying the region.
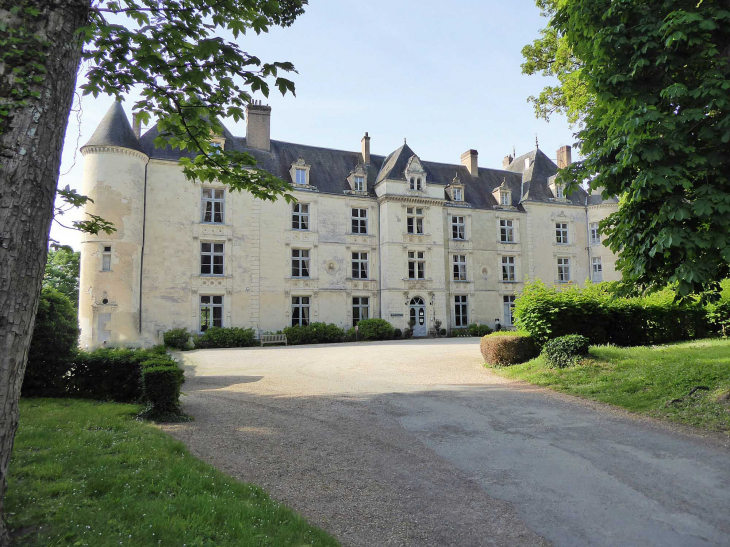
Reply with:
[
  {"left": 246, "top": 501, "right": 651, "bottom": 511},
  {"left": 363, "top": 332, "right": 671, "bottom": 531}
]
[{"left": 409, "top": 296, "right": 427, "bottom": 337}]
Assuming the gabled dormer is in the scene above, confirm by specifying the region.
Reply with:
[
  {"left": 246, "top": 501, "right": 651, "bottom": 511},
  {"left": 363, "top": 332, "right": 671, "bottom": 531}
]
[
  {"left": 346, "top": 162, "right": 368, "bottom": 195},
  {"left": 446, "top": 173, "right": 464, "bottom": 202},
  {"left": 548, "top": 175, "right": 568, "bottom": 201},
  {"left": 492, "top": 179, "right": 513, "bottom": 208},
  {"left": 404, "top": 155, "right": 426, "bottom": 191},
  {"left": 290, "top": 157, "right": 317, "bottom": 191}
]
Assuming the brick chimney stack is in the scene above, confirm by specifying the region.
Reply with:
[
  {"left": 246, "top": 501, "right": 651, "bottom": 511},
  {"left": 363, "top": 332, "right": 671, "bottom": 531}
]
[
  {"left": 132, "top": 113, "right": 142, "bottom": 139},
  {"left": 246, "top": 100, "right": 271, "bottom": 151},
  {"left": 556, "top": 145, "right": 572, "bottom": 169},
  {"left": 361, "top": 132, "right": 371, "bottom": 165},
  {"left": 502, "top": 154, "right": 513, "bottom": 169},
  {"left": 460, "top": 149, "right": 478, "bottom": 177}
]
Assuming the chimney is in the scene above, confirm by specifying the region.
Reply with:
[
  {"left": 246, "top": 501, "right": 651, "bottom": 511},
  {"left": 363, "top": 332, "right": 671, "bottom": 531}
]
[
  {"left": 460, "top": 149, "right": 478, "bottom": 177},
  {"left": 245, "top": 101, "right": 271, "bottom": 150},
  {"left": 132, "top": 113, "right": 142, "bottom": 139},
  {"left": 361, "top": 132, "right": 371, "bottom": 165},
  {"left": 502, "top": 154, "right": 513, "bottom": 169},
  {"left": 556, "top": 145, "right": 572, "bottom": 169}
]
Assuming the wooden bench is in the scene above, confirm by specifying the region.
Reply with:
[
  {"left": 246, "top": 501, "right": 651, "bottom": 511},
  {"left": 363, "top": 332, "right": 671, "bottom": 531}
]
[{"left": 260, "top": 334, "right": 287, "bottom": 346}]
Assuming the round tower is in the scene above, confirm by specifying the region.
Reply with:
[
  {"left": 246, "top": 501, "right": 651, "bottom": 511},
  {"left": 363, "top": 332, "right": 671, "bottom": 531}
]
[{"left": 78, "top": 101, "right": 149, "bottom": 348}]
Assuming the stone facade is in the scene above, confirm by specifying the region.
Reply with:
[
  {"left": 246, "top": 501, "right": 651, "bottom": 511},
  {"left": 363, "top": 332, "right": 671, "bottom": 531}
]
[{"left": 78, "top": 102, "right": 620, "bottom": 348}]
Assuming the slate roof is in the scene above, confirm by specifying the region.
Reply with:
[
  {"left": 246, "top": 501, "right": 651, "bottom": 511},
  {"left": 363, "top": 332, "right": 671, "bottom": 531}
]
[
  {"left": 506, "top": 148, "right": 588, "bottom": 206},
  {"left": 82, "top": 101, "right": 145, "bottom": 154}
]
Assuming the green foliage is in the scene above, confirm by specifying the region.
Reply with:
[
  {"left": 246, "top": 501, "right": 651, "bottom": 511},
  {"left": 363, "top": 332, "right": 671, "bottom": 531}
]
[
  {"left": 355, "top": 318, "right": 394, "bottom": 341},
  {"left": 514, "top": 280, "right": 709, "bottom": 346},
  {"left": 706, "top": 299, "right": 730, "bottom": 338},
  {"left": 194, "top": 327, "right": 257, "bottom": 349},
  {"left": 164, "top": 328, "right": 191, "bottom": 350},
  {"left": 142, "top": 365, "right": 185, "bottom": 416},
  {"left": 534, "top": 0, "right": 730, "bottom": 296},
  {"left": 467, "top": 323, "right": 493, "bottom": 337},
  {"left": 542, "top": 334, "right": 590, "bottom": 369},
  {"left": 394, "top": 328, "right": 403, "bottom": 338},
  {"left": 282, "top": 322, "right": 345, "bottom": 345},
  {"left": 480, "top": 331, "right": 539, "bottom": 366},
  {"left": 42, "top": 248, "right": 80, "bottom": 306},
  {"left": 22, "top": 288, "right": 79, "bottom": 398}
]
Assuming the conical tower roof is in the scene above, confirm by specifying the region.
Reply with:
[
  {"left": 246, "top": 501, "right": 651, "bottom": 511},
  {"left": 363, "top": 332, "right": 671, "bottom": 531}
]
[{"left": 82, "top": 101, "right": 144, "bottom": 153}]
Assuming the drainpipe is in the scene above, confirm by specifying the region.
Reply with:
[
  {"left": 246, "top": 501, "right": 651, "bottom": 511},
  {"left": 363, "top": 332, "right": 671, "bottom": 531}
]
[
  {"left": 377, "top": 198, "right": 382, "bottom": 318},
  {"left": 585, "top": 195, "right": 591, "bottom": 283}
]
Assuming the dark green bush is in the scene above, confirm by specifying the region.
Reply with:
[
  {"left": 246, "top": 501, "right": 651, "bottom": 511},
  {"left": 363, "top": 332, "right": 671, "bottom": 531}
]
[
  {"left": 467, "top": 323, "right": 493, "bottom": 337},
  {"left": 706, "top": 282, "right": 730, "bottom": 338},
  {"left": 514, "top": 281, "right": 710, "bottom": 346},
  {"left": 283, "top": 322, "right": 345, "bottom": 345},
  {"left": 164, "top": 328, "right": 191, "bottom": 350},
  {"left": 542, "top": 335, "right": 590, "bottom": 369},
  {"left": 439, "top": 328, "right": 446, "bottom": 336},
  {"left": 480, "top": 331, "right": 539, "bottom": 365},
  {"left": 451, "top": 328, "right": 469, "bottom": 337},
  {"left": 356, "top": 318, "right": 394, "bottom": 341},
  {"left": 394, "top": 328, "right": 403, "bottom": 338},
  {"left": 194, "top": 327, "right": 257, "bottom": 349},
  {"left": 22, "top": 288, "right": 79, "bottom": 398},
  {"left": 142, "top": 365, "right": 185, "bottom": 415}
]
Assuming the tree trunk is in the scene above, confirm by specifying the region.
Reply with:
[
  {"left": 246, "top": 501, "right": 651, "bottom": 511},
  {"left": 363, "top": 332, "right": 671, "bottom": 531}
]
[{"left": 0, "top": 0, "right": 90, "bottom": 542}]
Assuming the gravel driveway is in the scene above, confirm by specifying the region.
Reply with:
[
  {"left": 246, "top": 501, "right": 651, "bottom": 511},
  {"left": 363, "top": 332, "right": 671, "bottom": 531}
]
[{"left": 162, "top": 339, "right": 730, "bottom": 547}]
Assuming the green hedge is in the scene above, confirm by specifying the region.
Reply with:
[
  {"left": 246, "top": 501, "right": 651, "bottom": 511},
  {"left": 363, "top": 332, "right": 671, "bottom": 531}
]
[
  {"left": 142, "top": 366, "right": 185, "bottom": 414},
  {"left": 164, "top": 328, "right": 191, "bottom": 350},
  {"left": 194, "top": 327, "right": 257, "bottom": 349},
  {"left": 356, "top": 318, "right": 394, "bottom": 341},
  {"left": 283, "top": 322, "right": 345, "bottom": 345},
  {"left": 514, "top": 281, "right": 709, "bottom": 346},
  {"left": 542, "top": 335, "right": 590, "bottom": 369}
]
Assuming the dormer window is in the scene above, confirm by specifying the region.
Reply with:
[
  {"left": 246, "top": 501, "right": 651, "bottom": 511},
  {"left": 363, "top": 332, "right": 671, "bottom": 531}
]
[
  {"left": 290, "top": 157, "right": 312, "bottom": 187},
  {"left": 295, "top": 168, "right": 306, "bottom": 185},
  {"left": 354, "top": 175, "right": 364, "bottom": 192},
  {"left": 548, "top": 175, "right": 567, "bottom": 200},
  {"left": 500, "top": 191, "right": 510, "bottom": 206},
  {"left": 447, "top": 173, "right": 464, "bottom": 203},
  {"left": 347, "top": 164, "right": 368, "bottom": 194},
  {"left": 556, "top": 184, "right": 565, "bottom": 199},
  {"left": 405, "top": 155, "right": 426, "bottom": 191},
  {"left": 492, "top": 179, "right": 513, "bottom": 208},
  {"left": 453, "top": 188, "right": 463, "bottom": 201},
  {"left": 409, "top": 177, "right": 423, "bottom": 191}
]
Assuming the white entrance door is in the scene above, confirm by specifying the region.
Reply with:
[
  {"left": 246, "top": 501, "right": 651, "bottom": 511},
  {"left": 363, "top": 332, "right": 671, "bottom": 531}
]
[{"left": 410, "top": 297, "right": 427, "bottom": 337}]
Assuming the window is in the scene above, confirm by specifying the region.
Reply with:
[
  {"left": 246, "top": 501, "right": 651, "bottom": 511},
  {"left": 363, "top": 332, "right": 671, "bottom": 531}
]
[
  {"left": 556, "top": 184, "right": 565, "bottom": 199},
  {"left": 101, "top": 246, "right": 112, "bottom": 271},
  {"left": 451, "top": 216, "right": 465, "bottom": 240},
  {"left": 408, "top": 251, "right": 425, "bottom": 279},
  {"left": 201, "top": 242, "right": 224, "bottom": 276},
  {"left": 354, "top": 175, "right": 365, "bottom": 192},
  {"left": 454, "top": 295, "right": 468, "bottom": 327},
  {"left": 500, "top": 191, "right": 510, "bottom": 206},
  {"left": 352, "top": 252, "right": 368, "bottom": 279},
  {"left": 292, "top": 203, "right": 309, "bottom": 230},
  {"left": 295, "top": 168, "right": 307, "bottom": 185},
  {"left": 352, "top": 297, "right": 369, "bottom": 327},
  {"left": 590, "top": 222, "right": 600, "bottom": 245},
  {"left": 351, "top": 208, "right": 368, "bottom": 234},
  {"left": 292, "top": 249, "right": 310, "bottom": 278},
  {"left": 453, "top": 188, "right": 463, "bottom": 201},
  {"left": 555, "top": 223, "right": 569, "bottom": 244},
  {"left": 557, "top": 257, "right": 571, "bottom": 283},
  {"left": 500, "top": 220, "right": 514, "bottom": 243},
  {"left": 453, "top": 255, "right": 467, "bottom": 281},
  {"left": 201, "top": 188, "right": 224, "bottom": 223},
  {"left": 503, "top": 295, "right": 516, "bottom": 326},
  {"left": 501, "top": 256, "right": 516, "bottom": 282},
  {"left": 291, "top": 296, "right": 310, "bottom": 326},
  {"left": 199, "top": 295, "right": 223, "bottom": 332},
  {"left": 407, "top": 207, "right": 424, "bottom": 234},
  {"left": 592, "top": 256, "right": 603, "bottom": 282},
  {"left": 409, "top": 177, "right": 422, "bottom": 191},
  {"left": 410, "top": 177, "right": 415, "bottom": 190}
]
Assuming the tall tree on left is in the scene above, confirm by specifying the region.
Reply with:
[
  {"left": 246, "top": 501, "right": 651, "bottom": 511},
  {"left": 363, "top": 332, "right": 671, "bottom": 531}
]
[{"left": 0, "top": 0, "right": 305, "bottom": 541}]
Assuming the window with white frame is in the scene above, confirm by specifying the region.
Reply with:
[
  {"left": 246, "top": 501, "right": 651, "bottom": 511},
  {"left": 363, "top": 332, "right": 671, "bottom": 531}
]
[
  {"left": 557, "top": 257, "right": 571, "bottom": 283},
  {"left": 555, "top": 222, "right": 569, "bottom": 244},
  {"left": 292, "top": 203, "right": 309, "bottom": 230},
  {"left": 500, "top": 219, "right": 514, "bottom": 243},
  {"left": 503, "top": 295, "right": 516, "bottom": 326},
  {"left": 351, "top": 208, "right": 368, "bottom": 234},
  {"left": 295, "top": 168, "right": 307, "bottom": 185},
  {"left": 291, "top": 296, "right": 310, "bottom": 326},
  {"left": 408, "top": 251, "right": 425, "bottom": 279},
  {"left": 592, "top": 256, "right": 603, "bottom": 282},
  {"left": 200, "top": 242, "right": 224, "bottom": 275},
  {"left": 410, "top": 177, "right": 423, "bottom": 191},
  {"left": 500, "top": 191, "right": 511, "bottom": 206},
  {"left": 292, "top": 249, "right": 310, "bottom": 278},
  {"left": 354, "top": 175, "right": 365, "bottom": 192},
  {"left": 201, "top": 188, "right": 224, "bottom": 223},
  {"left": 407, "top": 207, "right": 424, "bottom": 234},
  {"left": 501, "top": 256, "right": 516, "bottom": 281},
  {"left": 453, "top": 255, "right": 467, "bottom": 281},
  {"left": 452, "top": 216, "right": 465, "bottom": 240},
  {"left": 555, "top": 184, "right": 565, "bottom": 199},
  {"left": 454, "top": 295, "right": 468, "bottom": 327},
  {"left": 453, "top": 187, "right": 463, "bottom": 201},
  {"left": 352, "top": 252, "right": 368, "bottom": 279},
  {"left": 199, "top": 295, "right": 223, "bottom": 332},
  {"left": 101, "top": 245, "right": 112, "bottom": 271},
  {"left": 590, "top": 222, "right": 600, "bottom": 245},
  {"left": 352, "top": 297, "right": 369, "bottom": 327}
]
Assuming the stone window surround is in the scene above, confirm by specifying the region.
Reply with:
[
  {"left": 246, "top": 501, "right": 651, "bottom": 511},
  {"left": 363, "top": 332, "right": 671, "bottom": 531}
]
[
  {"left": 200, "top": 240, "right": 226, "bottom": 277},
  {"left": 201, "top": 186, "right": 225, "bottom": 224},
  {"left": 290, "top": 157, "right": 312, "bottom": 187},
  {"left": 406, "top": 249, "right": 427, "bottom": 280},
  {"left": 500, "top": 254, "right": 518, "bottom": 282},
  {"left": 404, "top": 155, "right": 427, "bottom": 191},
  {"left": 199, "top": 294, "right": 224, "bottom": 333},
  {"left": 347, "top": 164, "right": 368, "bottom": 194},
  {"left": 100, "top": 243, "right": 113, "bottom": 272},
  {"left": 452, "top": 254, "right": 467, "bottom": 282},
  {"left": 454, "top": 294, "right": 468, "bottom": 327},
  {"left": 351, "top": 251, "right": 369, "bottom": 280},
  {"left": 292, "top": 202, "right": 310, "bottom": 231},
  {"left": 589, "top": 222, "right": 601, "bottom": 245}
]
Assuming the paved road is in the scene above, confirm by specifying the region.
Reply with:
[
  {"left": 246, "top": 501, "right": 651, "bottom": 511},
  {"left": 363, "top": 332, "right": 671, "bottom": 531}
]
[{"left": 163, "top": 339, "right": 730, "bottom": 547}]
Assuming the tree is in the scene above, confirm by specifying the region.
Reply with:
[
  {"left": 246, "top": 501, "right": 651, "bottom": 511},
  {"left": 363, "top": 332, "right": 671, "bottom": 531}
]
[
  {"left": 0, "top": 0, "right": 305, "bottom": 539},
  {"left": 523, "top": 0, "right": 730, "bottom": 298},
  {"left": 44, "top": 248, "right": 81, "bottom": 306}
]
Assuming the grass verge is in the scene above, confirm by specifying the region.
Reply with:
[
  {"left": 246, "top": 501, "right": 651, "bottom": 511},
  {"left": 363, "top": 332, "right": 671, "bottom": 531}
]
[
  {"left": 8, "top": 399, "right": 338, "bottom": 546},
  {"left": 490, "top": 338, "right": 730, "bottom": 435}
]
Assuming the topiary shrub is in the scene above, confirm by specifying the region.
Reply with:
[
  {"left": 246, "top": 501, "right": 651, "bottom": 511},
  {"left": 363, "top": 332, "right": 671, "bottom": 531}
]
[
  {"left": 283, "top": 322, "right": 345, "bottom": 345},
  {"left": 541, "top": 335, "right": 590, "bottom": 369},
  {"left": 142, "top": 365, "right": 185, "bottom": 417},
  {"left": 194, "top": 327, "right": 257, "bottom": 349},
  {"left": 394, "top": 328, "right": 403, "bottom": 338},
  {"left": 467, "top": 323, "right": 493, "bottom": 337},
  {"left": 356, "top": 318, "right": 394, "bottom": 341},
  {"left": 164, "top": 328, "right": 191, "bottom": 350},
  {"left": 480, "top": 331, "right": 539, "bottom": 366},
  {"left": 439, "top": 328, "right": 446, "bottom": 336}
]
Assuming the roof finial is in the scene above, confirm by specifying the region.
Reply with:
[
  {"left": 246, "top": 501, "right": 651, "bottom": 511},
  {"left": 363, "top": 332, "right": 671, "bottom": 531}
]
[
  {"left": 404, "top": 137, "right": 407, "bottom": 144},
  {"left": 513, "top": 145, "right": 516, "bottom": 157},
  {"left": 535, "top": 134, "right": 539, "bottom": 149}
]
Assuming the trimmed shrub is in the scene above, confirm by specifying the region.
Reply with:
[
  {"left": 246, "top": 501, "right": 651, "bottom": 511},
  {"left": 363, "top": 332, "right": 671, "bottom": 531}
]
[
  {"left": 164, "top": 328, "right": 191, "bottom": 350},
  {"left": 194, "top": 327, "right": 257, "bottom": 349},
  {"left": 142, "top": 365, "right": 185, "bottom": 415},
  {"left": 283, "top": 322, "right": 345, "bottom": 345},
  {"left": 451, "top": 328, "right": 469, "bottom": 337},
  {"left": 22, "top": 288, "right": 79, "bottom": 398},
  {"left": 542, "top": 335, "right": 590, "bottom": 369},
  {"left": 467, "top": 323, "right": 493, "bottom": 337},
  {"left": 394, "top": 328, "right": 403, "bottom": 338},
  {"left": 480, "top": 331, "right": 539, "bottom": 366},
  {"left": 356, "top": 318, "right": 394, "bottom": 341},
  {"left": 439, "top": 328, "right": 446, "bottom": 336}
]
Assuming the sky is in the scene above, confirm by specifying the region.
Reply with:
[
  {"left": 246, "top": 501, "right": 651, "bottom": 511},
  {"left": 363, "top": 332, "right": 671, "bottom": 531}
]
[{"left": 52, "top": 0, "right": 573, "bottom": 249}]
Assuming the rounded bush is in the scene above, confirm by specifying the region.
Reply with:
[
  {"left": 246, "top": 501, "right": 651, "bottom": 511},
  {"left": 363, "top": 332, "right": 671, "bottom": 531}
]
[
  {"left": 164, "top": 328, "right": 191, "bottom": 350},
  {"left": 542, "top": 335, "right": 590, "bottom": 368},
  {"left": 480, "top": 331, "right": 538, "bottom": 366},
  {"left": 394, "top": 328, "right": 403, "bottom": 338},
  {"left": 467, "top": 323, "right": 493, "bottom": 337},
  {"left": 356, "top": 318, "right": 394, "bottom": 341},
  {"left": 194, "top": 327, "right": 257, "bottom": 349}
]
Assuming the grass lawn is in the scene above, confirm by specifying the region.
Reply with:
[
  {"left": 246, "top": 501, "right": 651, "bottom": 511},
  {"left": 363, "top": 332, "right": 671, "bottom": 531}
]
[
  {"left": 491, "top": 338, "right": 730, "bottom": 435},
  {"left": 8, "top": 399, "right": 338, "bottom": 546}
]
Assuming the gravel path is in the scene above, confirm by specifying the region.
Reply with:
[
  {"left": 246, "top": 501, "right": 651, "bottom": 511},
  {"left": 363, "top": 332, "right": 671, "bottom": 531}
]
[{"left": 161, "top": 339, "right": 730, "bottom": 547}]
